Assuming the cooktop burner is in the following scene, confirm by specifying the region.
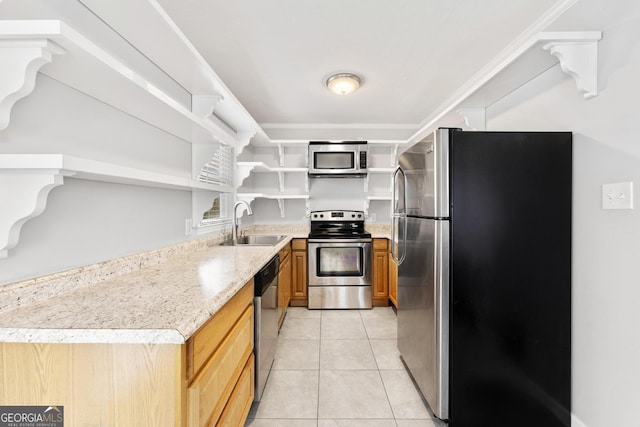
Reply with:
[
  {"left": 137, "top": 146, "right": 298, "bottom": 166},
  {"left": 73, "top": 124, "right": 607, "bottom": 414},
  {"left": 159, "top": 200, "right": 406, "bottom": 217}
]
[{"left": 308, "top": 210, "right": 371, "bottom": 239}]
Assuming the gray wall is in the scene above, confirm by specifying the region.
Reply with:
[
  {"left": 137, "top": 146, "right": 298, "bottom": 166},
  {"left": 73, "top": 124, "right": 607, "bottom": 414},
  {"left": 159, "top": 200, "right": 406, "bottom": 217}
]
[
  {"left": 1, "top": 179, "right": 191, "bottom": 285},
  {"left": 0, "top": 76, "right": 194, "bottom": 285},
  {"left": 485, "top": 7, "right": 640, "bottom": 426}
]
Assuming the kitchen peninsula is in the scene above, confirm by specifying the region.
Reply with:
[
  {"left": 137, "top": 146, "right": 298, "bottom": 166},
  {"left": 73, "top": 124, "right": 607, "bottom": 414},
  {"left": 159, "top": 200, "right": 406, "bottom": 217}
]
[
  {"left": 0, "top": 225, "right": 391, "bottom": 426},
  {"left": 0, "top": 231, "right": 299, "bottom": 426}
]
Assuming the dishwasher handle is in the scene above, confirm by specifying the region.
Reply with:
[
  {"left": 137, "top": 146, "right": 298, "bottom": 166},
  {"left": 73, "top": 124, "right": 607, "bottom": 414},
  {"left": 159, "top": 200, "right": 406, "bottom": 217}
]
[{"left": 255, "top": 255, "right": 280, "bottom": 296}]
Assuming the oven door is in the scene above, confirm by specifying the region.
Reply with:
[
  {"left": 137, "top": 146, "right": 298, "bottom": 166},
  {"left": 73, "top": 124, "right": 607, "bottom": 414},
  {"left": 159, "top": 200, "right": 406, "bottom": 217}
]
[{"left": 308, "top": 239, "right": 371, "bottom": 287}]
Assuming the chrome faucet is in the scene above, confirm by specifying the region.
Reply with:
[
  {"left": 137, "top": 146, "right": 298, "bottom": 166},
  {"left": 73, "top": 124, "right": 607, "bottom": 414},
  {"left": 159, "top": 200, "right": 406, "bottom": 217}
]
[{"left": 232, "top": 200, "right": 253, "bottom": 244}]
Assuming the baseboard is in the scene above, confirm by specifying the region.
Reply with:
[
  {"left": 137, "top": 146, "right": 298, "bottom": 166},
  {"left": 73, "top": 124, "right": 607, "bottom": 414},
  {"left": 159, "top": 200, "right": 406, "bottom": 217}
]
[{"left": 572, "top": 413, "right": 588, "bottom": 427}]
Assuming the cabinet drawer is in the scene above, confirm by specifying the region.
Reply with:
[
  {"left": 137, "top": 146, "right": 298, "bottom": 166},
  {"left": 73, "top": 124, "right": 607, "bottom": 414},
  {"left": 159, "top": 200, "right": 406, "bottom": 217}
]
[
  {"left": 187, "top": 280, "right": 254, "bottom": 381},
  {"left": 291, "top": 239, "right": 307, "bottom": 251},
  {"left": 217, "top": 353, "right": 255, "bottom": 427},
  {"left": 373, "top": 238, "right": 388, "bottom": 250},
  {"left": 187, "top": 305, "right": 254, "bottom": 427}
]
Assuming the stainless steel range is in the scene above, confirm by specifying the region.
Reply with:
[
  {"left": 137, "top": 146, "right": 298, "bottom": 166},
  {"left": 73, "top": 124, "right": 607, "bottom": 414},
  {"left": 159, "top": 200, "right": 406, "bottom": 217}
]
[{"left": 308, "top": 210, "right": 372, "bottom": 309}]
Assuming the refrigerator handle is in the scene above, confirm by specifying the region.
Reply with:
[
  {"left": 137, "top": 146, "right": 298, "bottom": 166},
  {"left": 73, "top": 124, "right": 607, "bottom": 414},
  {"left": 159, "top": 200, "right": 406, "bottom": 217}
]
[{"left": 392, "top": 166, "right": 407, "bottom": 265}]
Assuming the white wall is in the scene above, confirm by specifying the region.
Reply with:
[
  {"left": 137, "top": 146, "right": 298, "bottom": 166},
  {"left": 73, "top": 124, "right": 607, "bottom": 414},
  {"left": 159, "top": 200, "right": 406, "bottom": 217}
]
[
  {"left": 486, "top": 6, "right": 640, "bottom": 426},
  {"left": 0, "top": 75, "right": 195, "bottom": 286}
]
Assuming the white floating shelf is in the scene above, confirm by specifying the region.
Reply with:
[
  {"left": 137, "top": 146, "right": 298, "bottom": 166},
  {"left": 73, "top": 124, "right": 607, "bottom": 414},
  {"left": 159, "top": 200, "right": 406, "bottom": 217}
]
[
  {"left": 0, "top": 20, "right": 237, "bottom": 144},
  {"left": 408, "top": 30, "right": 602, "bottom": 144},
  {"left": 237, "top": 193, "right": 310, "bottom": 201},
  {"left": 73, "top": 0, "right": 271, "bottom": 145},
  {"left": 267, "top": 139, "right": 404, "bottom": 147},
  {"left": 0, "top": 154, "right": 232, "bottom": 192},
  {"left": 368, "top": 168, "right": 396, "bottom": 173}
]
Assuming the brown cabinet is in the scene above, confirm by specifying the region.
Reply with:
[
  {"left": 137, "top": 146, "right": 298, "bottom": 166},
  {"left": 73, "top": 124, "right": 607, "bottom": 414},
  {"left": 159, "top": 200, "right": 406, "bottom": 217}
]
[
  {"left": 0, "top": 280, "right": 256, "bottom": 427},
  {"left": 290, "top": 238, "right": 308, "bottom": 307},
  {"left": 278, "top": 242, "right": 292, "bottom": 328},
  {"left": 372, "top": 238, "right": 389, "bottom": 307},
  {"left": 186, "top": 280, "right": 255, "bottom": 426},
  {"left": 389, "top": 252, "right": 398, "bottom": 308}
]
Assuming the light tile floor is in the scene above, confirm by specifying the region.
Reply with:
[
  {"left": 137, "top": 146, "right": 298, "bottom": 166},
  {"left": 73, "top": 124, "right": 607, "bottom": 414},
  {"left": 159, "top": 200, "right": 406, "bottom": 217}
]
[{"left": 245, "top": 307, "right": 447, "bottom": 427}]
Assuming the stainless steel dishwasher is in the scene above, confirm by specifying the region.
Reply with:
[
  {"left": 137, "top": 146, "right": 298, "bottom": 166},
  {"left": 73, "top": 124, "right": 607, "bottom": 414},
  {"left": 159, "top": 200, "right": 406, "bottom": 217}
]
[{"left": 253, "top": 255, "right": 279, "bottom": 401}]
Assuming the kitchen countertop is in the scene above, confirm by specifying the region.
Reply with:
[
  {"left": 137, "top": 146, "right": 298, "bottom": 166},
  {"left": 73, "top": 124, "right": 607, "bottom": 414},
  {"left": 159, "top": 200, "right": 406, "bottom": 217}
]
[{"left": 0, "top": 224, "right": 389, "bottom": 345}]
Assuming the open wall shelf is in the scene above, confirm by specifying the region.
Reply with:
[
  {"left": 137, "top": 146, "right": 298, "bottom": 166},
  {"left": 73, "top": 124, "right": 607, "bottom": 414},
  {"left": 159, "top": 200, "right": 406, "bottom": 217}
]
[
  {"left": 0, "top": 20, "right": 237, "bottom": 145},
  {"left": 236, "top": 161, "right": 307, "bottom": 191},
  {"left": 237, "top": 193, "right": 310, "bottom": 218},
  {"left": 0, "top": 154, "right": 230, "bottom": 258}
]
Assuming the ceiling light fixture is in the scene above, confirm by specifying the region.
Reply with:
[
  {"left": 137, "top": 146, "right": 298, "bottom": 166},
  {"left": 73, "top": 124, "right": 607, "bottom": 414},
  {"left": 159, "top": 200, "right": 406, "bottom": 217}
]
[{"left": 326, "top": 73, "right": 361, "bottom": 95}]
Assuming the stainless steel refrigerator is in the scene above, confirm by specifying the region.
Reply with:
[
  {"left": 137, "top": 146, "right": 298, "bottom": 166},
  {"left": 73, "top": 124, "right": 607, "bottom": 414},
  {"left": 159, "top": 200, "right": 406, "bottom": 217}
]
[{"left": 393, "top": 128, "right": 571, "bottom": 427}]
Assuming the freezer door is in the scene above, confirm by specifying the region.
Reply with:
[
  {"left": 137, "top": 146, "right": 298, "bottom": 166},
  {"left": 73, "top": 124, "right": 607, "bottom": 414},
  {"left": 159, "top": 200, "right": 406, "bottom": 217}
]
[
  {"left": 397, "top": 216, "right": 449, "bottom": 420},
  {"left": 398, "top": 128, "right": 450, "bottom": 218}
]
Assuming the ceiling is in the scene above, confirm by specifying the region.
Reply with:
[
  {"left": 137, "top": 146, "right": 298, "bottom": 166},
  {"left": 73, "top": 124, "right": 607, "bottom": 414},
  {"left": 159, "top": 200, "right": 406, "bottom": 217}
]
[
  {"left": 156, "top": 0, "right": 562, "bottom": 142},
  {"left": 1, "top": 0, "right": 614, "bottom": 144}
]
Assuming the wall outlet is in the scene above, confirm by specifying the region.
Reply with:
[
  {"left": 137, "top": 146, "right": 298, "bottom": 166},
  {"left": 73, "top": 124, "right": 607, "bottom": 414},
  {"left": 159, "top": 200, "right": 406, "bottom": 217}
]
[
  {"left": 185, "top": 218, "right": 193, "bottom": 236},
  {"left": 602, "top": 182, "right": 633, "bottom": 210},
  {"left": 370, "top": 213, "right": 377, "bottom": 222}
]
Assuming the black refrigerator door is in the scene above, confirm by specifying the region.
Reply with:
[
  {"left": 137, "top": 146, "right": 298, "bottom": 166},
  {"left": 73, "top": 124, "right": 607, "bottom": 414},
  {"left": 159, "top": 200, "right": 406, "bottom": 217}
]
[{"left": 448, "top": 131, "right": 572, "bottom": 427}]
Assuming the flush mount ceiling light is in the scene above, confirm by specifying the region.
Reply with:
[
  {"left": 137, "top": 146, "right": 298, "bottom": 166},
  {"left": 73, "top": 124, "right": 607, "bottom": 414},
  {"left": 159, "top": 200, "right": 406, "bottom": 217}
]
[{"left": 326, "top": 73, "right": 361, "bottom": 95}]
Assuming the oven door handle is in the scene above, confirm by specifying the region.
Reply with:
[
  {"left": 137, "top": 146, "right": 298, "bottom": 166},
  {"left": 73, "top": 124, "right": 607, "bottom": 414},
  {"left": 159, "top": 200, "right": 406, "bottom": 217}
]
[{"left": 308, "top": 238, "right": 372, "bottom": 244}]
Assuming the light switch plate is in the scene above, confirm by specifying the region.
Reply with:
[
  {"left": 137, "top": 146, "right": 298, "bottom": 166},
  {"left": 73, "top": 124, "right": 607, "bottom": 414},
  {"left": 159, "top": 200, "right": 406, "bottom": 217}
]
[{"left": 602, "top": 182, "right": 634, "bottom": 210}]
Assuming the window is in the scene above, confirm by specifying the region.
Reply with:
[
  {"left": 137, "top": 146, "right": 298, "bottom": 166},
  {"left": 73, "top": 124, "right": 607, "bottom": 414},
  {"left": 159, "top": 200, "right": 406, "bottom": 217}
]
[
  {"left": 196, "top": 145, "right": 234, "bottom": 228},
  {"left": 202, "top": 193, "right": 232, "bottom": 222},
  {"left": 198, "top": 145, "right": 234, "bottom": 187}
]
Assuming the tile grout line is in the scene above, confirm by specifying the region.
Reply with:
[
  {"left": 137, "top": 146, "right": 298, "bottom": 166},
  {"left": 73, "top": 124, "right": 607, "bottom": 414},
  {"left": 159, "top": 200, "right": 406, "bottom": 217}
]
[
  {"left": 253, "top": 308, "right": 429, "bottom": 426},
  {"left": 316, "top": 310, "right": 323, "bottom": 423},
  {"left": 363, "top": 310, "right": 401, "bottom": 425}
]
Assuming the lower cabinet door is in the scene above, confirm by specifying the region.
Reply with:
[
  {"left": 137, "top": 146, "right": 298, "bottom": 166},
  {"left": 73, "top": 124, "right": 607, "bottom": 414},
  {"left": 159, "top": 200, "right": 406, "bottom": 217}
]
[
  {"left": 217, "top": 353, "right": 255, "bottom": 427},
  {"left": 188, "top": 306, "right": 254, "bottom": 427}
]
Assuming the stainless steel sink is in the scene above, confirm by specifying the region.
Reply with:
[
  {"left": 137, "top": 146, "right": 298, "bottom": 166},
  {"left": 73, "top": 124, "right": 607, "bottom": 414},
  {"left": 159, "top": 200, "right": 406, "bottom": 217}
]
[{"left": 221, "top": 234, "right": 286, "bottom": 246}]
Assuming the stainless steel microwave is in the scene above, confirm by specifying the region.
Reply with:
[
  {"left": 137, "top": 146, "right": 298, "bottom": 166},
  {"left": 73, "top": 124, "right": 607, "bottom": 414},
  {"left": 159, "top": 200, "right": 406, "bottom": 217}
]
[{"left": 308, "top": 141, "right": 368, "bottom": 177}]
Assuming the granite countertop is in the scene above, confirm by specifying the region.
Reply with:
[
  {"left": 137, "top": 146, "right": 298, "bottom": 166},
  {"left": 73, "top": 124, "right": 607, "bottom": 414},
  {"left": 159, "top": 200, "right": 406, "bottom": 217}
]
[
  {"left": 0, "top": 230, "right": 302, "bottom": 344},
  {"left": 0, "top": 224, "right": 389, "bottom": 345}
]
